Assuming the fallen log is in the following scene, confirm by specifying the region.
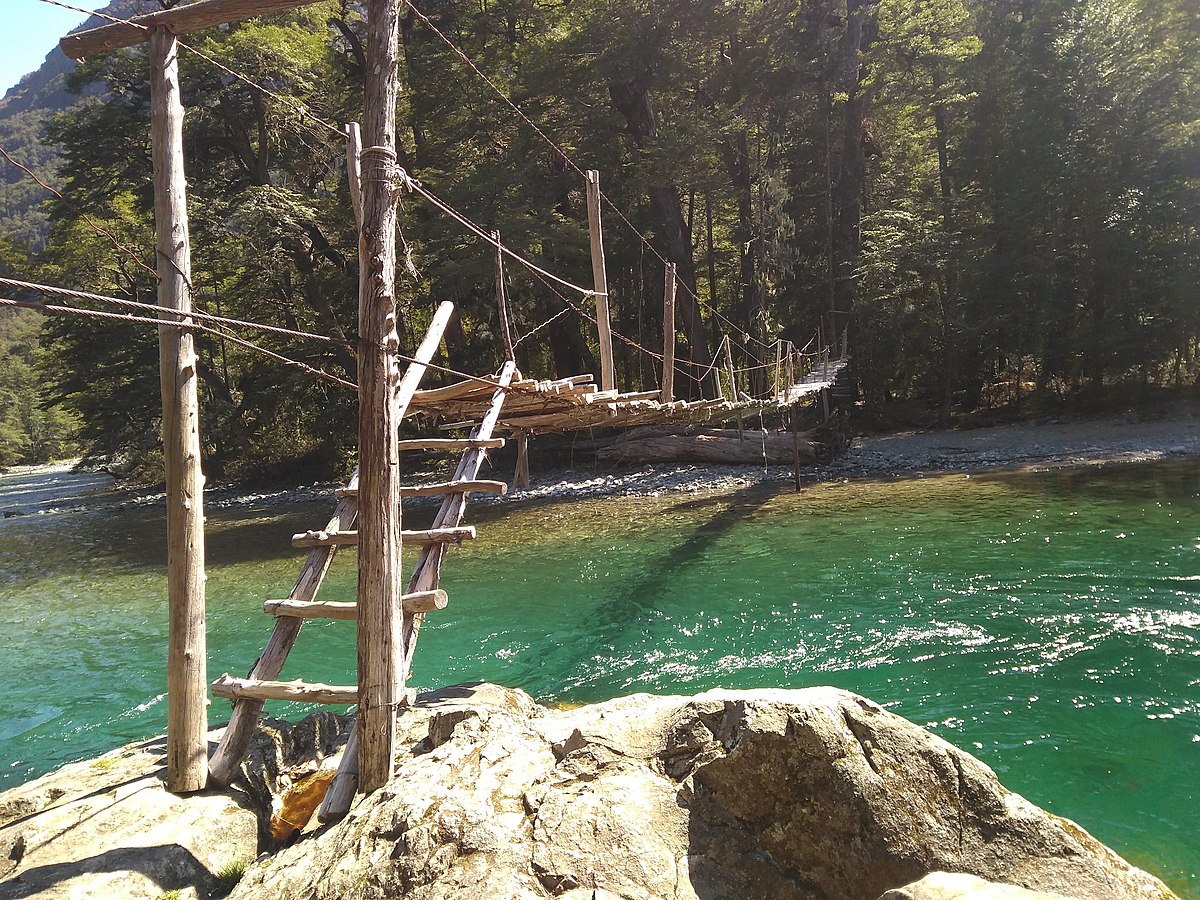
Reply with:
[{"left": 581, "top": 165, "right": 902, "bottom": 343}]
[{"left": 595, "top": 428, "right": 822, "bottom": 466}]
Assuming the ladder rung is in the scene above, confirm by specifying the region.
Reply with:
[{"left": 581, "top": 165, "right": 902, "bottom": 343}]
[
  {"left": 396, "top": 438, "right": 505, "bottom": 451},
  {"left": 211, "top": 674, "right": 357, "bottom": 705},
  {"left": 291, "top": 526, "right": 476, "bottom": 549},
  {"left": 263, "top": 590, "right": 448, "bottom": 620},
  {"left": 337, "top": 479, "right": 508, "bottom": 499}
]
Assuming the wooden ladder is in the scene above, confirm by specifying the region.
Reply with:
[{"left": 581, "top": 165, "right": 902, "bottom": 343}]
[{"left": 206, "top": 308, "right": 515, "bottom": 811}]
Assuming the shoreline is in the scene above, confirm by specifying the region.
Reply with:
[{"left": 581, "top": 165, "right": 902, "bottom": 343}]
[
  {"left": 446, "top": 411, "right": 1200, "bottom": 507},
  {"left": 2, "top": 411, "right": 1197, "bottom": 517}
]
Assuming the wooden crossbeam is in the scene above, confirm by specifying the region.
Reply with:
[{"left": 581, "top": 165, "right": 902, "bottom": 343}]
[
  {"left": 395, "top": 438, "right": 505, "bottom": 451},
  {"left": 263, "top": 589, "right": 447, "bottom": 620},
  {"left": 337, "top": 479, "right": 507, "bottom": 499},
  {"left": 291, "top": 526, "right": 476, "bottom": 549},
  {"left": 61, "top": 0, "right": 327, "bottom": 59},
  {"left": 211, "top": 674, "right": 356, "bottom": 705}
]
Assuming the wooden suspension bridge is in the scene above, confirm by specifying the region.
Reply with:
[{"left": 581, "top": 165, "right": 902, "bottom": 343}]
[{"left": 51, "top": 0, "right": 852, "bottom": 821}]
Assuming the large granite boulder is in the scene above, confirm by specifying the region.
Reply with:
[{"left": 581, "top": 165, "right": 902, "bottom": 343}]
[{"left": 229, "top": 683, "right": 1174, "bottom": 900}]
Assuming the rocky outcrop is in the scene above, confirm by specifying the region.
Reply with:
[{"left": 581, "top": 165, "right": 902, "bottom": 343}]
[
  {"left": 0, "top": 684, "right": 1176, "bottom": 900},
  {"left": 230, "top": 683, "right": 1172, "bottom": 900},
  {"left": 0, "top": 734, "right": 258, "bottom": 900}
]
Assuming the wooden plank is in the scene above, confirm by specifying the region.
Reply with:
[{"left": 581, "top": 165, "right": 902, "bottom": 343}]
[
  {"left": 662, "top": 262, "right": 676, "bottom": 404},
  {"left": 61, "top": 0, "right": 327, "bottom": 59},
  {"left": 263, "top": 590, "right": 447, "bottom": 620},
  {"left": 151, "top": 28, "right": 207, "bottom": 795},
  {"left": 211, "top": 674, "right": 357, "bottom": 705},
  {"left": 583, "top": 389, "right": 621, "bottom": 403},
  {"left": 607, "top": 390, "right": 663, "bottom": 403},
  {"left": 403, "top": 479, "right": 506, "bottom": 497},
  {"left": 585, "top": 170, "right": 615, "bottom": 392},
  {"left": 411, "top": 377, "right": 501, "bottom": 404},
  {"left": 338, "top": 479, "right": 508, "bottom": 499},
  {"left": 207, "top": 473, "right": 359, "bottom": 786},
  {"left": 402, "top": 362, "right": 516, "bottom": 673},
  {"left": 395, "top": 437, "right": 505, "bottom": 451},
  {"left": 291, "top": 526, "right": 476, "bottom": 548},
  {"left": 318, "top": 728, "right": 359, "bottom": 823}
]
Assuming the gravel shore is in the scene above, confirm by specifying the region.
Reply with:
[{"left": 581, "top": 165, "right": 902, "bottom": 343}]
[
  {"left": 3, "top": 412, "right": 1196, "bottom": 517},
  {"left": 494, "top": 412, "right": 1200, "bottom": 506}
]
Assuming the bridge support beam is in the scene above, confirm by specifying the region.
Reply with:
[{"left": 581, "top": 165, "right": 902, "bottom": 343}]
[
  {"left": 150, "top": 26, "right": 208, "bottom": 794},
  {"left": 356, "top": 0, "right": 405, "bottom": 795},
  {"left": 662, "top": 263, "right": 676, "bottom": 403},
  {"left": 585, "top": 170, "right": 615, "bottom": 393}
]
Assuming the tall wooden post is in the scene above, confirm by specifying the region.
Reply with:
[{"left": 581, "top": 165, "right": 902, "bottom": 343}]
[
  {"left": 585, "top": 170, "right": 615, "bottom": 392},
  {"left": 356, "top": 0, "right": 404, "bottom": 794},
  {"left": 661, "top": 263, "right": 676, "bottom": 403},
  {"left": 514, "top": 431, "right": 530, "bottom": 490},
  {"left": 725, "top": 337, "right": 744, "bottom": 442},
  {"left": 150, "top": 26, "right": 207, "bottom": 794},
  {"left": 494, "top": 230, "right": 515, "bottom": 363}
]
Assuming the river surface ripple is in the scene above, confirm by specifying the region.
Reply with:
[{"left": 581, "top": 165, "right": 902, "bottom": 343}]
[{"left": 1, "top": 460, "right": 1196, "bottom": 895}]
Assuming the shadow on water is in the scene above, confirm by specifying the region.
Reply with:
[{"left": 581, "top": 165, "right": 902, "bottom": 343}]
[
  {"left": 574, "top": 482, "right": 786, "bottom": 645},
  {"left": 977, "top": 457, "right": 1200, "bottom": 503},
  {"left": 0, "top": 500, "right": 339, "bottom": 578}
]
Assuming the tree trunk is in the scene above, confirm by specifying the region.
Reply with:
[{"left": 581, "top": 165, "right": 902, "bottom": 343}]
[
  {"left": 831, "top": 0, "right": 879, "bottom": 349},
  {"left": 593, "top": 426, "right": 821, "bottom": 466},
  {"left": 933, "top": 71, "right": 959, "bottom": 426}
]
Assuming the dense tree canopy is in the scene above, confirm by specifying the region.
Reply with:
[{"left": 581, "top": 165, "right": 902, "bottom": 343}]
[{"left": 0, "top": 0, "right": 1195, "bottom": 476}]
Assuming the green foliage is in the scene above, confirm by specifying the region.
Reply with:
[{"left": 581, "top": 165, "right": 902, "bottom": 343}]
[
  {"left": 0, "top": 0, "right": 1195, "bottom": 479},
  {"left": 0, "top": 111, "right": 57, "bottom": 250},
  {"left": 213, "top": 858, "right": 250, "bottom": 896},
  {"left": 0, "top": 236, "right": 80, "bottom": 466}
]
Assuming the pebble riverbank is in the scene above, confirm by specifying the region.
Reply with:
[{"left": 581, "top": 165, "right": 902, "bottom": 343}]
[{"left": 2, "top": 412, "right": 1196, "bottom": 518}]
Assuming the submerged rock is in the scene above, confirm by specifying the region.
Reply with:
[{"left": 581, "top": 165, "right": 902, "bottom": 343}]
[
  {"left": 233, "top": 684, "right": 1171, "bottom": 900},
  {"left": 0, "top": 684, "right": 1176, "bottom": 900}
]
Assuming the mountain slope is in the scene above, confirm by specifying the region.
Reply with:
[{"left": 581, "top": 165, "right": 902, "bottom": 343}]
[{"left": 0, "top": 1, "right": 150, "bottom": 249}]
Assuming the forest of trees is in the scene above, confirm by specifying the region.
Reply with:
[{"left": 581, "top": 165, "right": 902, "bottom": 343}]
[{"left": 0, "top": 0, "right": 1196, "bottom": 478}]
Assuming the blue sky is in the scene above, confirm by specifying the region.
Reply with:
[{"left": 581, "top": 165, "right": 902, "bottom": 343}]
[{"left": 1, "top": 1, "right": 109, "bottom": 96}]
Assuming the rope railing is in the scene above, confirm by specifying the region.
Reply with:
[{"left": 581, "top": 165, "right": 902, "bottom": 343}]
[
  {"left": 25, "top": 0, "right": 848, "bottom": 410},
  {"left": 399, "top": 0, "right": 778, "bottom": 353},
  {"left": 0, "top": 295, "right": 358, "bottom": 390}
]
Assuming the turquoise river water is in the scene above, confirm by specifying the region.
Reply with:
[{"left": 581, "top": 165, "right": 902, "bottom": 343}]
[{"left": 1, "top": 460, "right": 1197, "bottom": 895}]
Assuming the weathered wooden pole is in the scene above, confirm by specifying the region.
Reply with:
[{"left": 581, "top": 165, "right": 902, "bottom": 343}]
[
  {"left": 725, "top": 335, "right": 744, "bottom": 441},
  {"left": 661, "top": 263, "right": 676, "bottom": 404},
  {"left": 715, "top": 335, "right": 727, "bottom": 401},
  {"left": 150, "top": 26, "right": 207, "bottom": 794},
  {"left": 356, "top": 0, "right": 404, "bottom": 794},
  {"left": 585, "top": 170, "right": 615, "bottom": 392},
  {"left": 774, "top": 339, "right": 783, "bottom": 398},
  {"left": 494, "top": 230, "right": 516, "bottom": 363},
  {"left": 513, "top": 431, "right": 530, "bottom": 490}
]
